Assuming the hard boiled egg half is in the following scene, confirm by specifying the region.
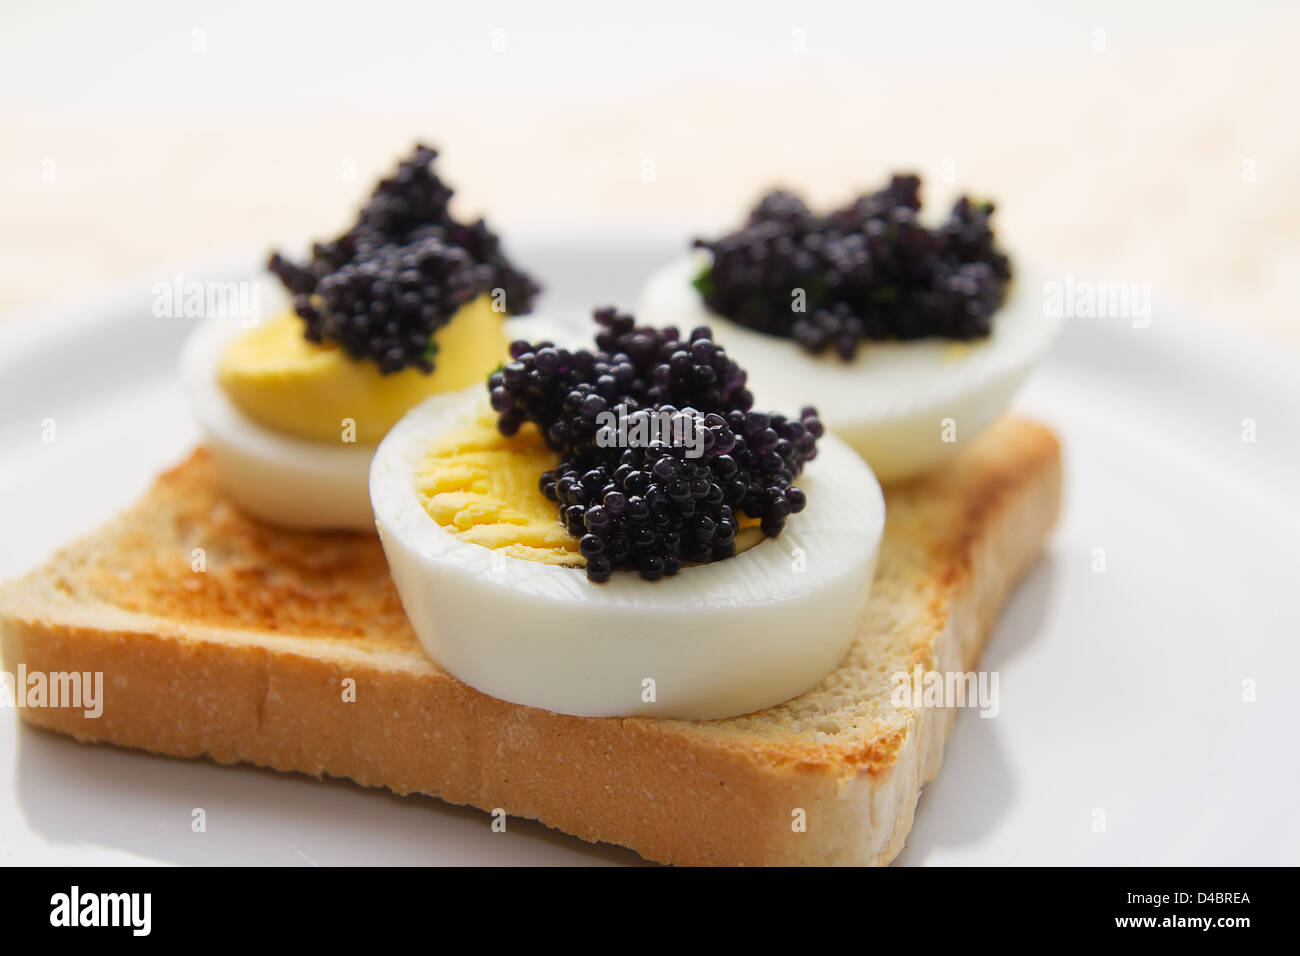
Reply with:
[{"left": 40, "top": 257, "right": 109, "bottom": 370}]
[
  {"left": 638, "top": 254, "right": 1063, "bottom": 482},
  {"left": 370, "top": 386, "right": 885, "bottom": 719},
  {"left": 181, "top": 292, "right": 559, "bottom": 531}
]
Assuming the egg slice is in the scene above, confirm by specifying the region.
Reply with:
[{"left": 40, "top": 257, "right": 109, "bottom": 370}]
[
  {"left": 216, "top": 296, "right": 508, "bottom": 445},
  {"left": 370, "top": 386, "right": 885, "bottom": 720},
  {"left": 180, "top": 307, "right": 562, "bottom": 531},
  {"left": 637, "top": 254, "right": 1063, "bottom": 482}
]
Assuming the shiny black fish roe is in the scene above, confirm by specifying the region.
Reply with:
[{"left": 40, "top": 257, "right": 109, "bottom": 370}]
[
  {"left": 692, "top": 175, "right": 1012, "bottom": 360},
  {"left": 489, "top": 308, "right": 821, "bottom": 582},
  {"left": 268, "top": 144, "right": 540, "bottom": 374}
]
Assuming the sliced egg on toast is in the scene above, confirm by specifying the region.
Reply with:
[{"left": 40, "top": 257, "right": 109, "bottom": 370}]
[{"left": 370, "top": 386, "right": 885, "bottom": 719}]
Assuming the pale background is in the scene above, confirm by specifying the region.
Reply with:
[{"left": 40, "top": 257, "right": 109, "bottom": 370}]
[{"left": 2, "top": 0, "right": 1297, "bottom": 346}]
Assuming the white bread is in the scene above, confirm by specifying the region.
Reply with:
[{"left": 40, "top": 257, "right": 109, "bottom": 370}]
[{"left": 0, "top": 417, "right": 1061, "bottom": 865}]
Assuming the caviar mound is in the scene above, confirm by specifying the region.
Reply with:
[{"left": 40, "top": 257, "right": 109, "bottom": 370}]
[
  {"left": 268, "top": 144, "right": 540, "bottom": 375},
  {"left": 488, "top": 308, "right": 823, "bottom": 582},
  {"left": 692, "top": 175, "right": 1012, "bottom": 360}
]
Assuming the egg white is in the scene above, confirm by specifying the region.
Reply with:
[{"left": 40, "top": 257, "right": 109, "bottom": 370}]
[
  {"left": 180, "top": 312, "right": 564, "bottom": 532},
  {"left": 370, "top": 387, "right": 885, "bottom": 720},
  {"left": 637, "top": 253, "right": 1064, "bottom": 482}
]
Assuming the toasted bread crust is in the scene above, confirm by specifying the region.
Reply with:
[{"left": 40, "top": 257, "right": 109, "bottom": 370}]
[{"left": 0, "top": 417, "right": 1061, "bottom": 865}]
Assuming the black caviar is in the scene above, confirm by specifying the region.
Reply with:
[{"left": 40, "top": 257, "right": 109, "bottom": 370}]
[
  {"left": 489, "top": 308, "right": 822, "bottom": 582},
  {"left": 268, "top": 144, "right": 539, "bottom": 374},
  {"left": 692, "top": 175, "right": 1011, "bottom": 360}
]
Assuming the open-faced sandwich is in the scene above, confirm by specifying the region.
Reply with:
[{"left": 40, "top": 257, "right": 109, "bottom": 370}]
[{"left": 0, "top": 153, "right": 1062, "bottom": 866}]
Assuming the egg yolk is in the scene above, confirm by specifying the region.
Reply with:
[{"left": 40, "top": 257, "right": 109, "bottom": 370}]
[
  {"left": 218, "top": 295, "right": 507, "bottom": 445},
  {"left": 415, "top": 413, "right": 764, "bottom": 569},
  {"left": 415, "top": 413, "right": 585, "bottom": 566}
]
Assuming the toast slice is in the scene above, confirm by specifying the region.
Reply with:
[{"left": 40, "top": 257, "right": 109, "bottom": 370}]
[{"left": 0, "top": 417, "right": 1061, "bottom": 866}]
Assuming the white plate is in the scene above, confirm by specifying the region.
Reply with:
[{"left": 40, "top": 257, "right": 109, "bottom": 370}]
[{"left": 1, "top": 228, "right": 1297, "bottom": 866}]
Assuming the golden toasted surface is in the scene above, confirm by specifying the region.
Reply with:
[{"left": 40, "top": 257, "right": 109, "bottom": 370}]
[
  {"left": 31, "top": 448, "right": 416, "bottom": 652},
  {"left": 0, "top": 418, "right": 1060, "bottom": 864}
]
